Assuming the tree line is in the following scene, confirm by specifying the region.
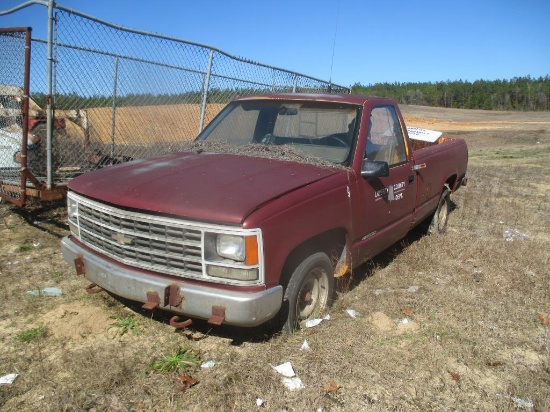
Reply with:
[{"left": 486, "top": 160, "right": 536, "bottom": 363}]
[
  {"left": 351, "top": 76, "right": 550, "bottom": 111},
  {"left": 35, "top": 88, "right": 272, "bottom": 111},
  {"left": 31, "top": 76, "right": 550, "bottom": 111}
]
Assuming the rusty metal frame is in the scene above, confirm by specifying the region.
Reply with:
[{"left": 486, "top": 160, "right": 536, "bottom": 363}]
[
  {"left": 0, "top": 27, "right": 66, "bottom": 206},
  {"left": 0, "top": 27, "right": 30, "bottom": 206}
]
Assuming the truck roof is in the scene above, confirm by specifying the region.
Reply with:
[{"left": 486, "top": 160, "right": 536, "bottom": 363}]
[{"left": 235, "top": 93, "right": 394, "bottom": 106}]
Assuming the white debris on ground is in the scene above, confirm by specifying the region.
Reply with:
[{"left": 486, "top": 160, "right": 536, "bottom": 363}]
[
  {"left": 497, "top": 393, "right": 535, "bottom": 410},
  {"left": 272, "top": 362, "right": 305, "bottom": 391},
  {"left": 511, "top": 396, "right": 534, "bottom": 409},
  {"left": 304, "top": 314, "right": 330, "bottom": 328},
  {"left": 26, "top": 287, "right": 63, "bottom": 297},
  {"left": 272, "top": 362, "right": 296, "bottom": 378},
  {"left": 345, "top": 308, "right": 359, "bottom": 318},
  {"left": 503, "top": 229, "right": 532, "bottom": 241},
  {"left": 373, "top": 285, "right": 420, "bottom": 295},
  {"left": 200, "top": 360, "right": 215, "bottom": 369},
  {"left": 0, "top": 373, "right": 18, "bottom": 385},
  {"left": 281, "top": 376, "right": 305, "bottom": 391},
  {"left": 300, "top": 340, "right": 311, "bottom": 352}
]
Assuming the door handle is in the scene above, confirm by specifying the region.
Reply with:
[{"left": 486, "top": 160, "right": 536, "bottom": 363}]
[{"left": 412, "top": 163, "right": 427, "bottom": 171}]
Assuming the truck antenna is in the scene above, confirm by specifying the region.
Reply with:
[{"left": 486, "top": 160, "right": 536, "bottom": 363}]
[{"left": 329, "top": 0, "right": 341, "bottom": 84}]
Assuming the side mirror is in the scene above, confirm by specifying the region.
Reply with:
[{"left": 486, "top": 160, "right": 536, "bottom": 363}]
[{"left": 361, "top": 159, "right": 389, "bottom": 178}]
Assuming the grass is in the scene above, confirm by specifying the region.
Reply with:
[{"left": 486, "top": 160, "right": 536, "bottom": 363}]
[
  {"left": 151, "top": 347, "right": 201, "bottom": 373},
  {"left": 51, "top": 271, "right": 63, "bottom": 282},
  {"left": 0, "top": 109, "right": 548, "bottom": 411},
  {"left": 16, "top": 325, "right": 46, "bottom": 343},
  {"left": 17, "top": 244, "right": 33, "bottom": 253},
  {"left": 107, "top": 313, "right": 142, "bottom": 337}
]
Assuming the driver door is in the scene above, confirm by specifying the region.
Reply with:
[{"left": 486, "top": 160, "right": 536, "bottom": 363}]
[{"left": 355, "top": 105, "right": 417, "bottom": 257}]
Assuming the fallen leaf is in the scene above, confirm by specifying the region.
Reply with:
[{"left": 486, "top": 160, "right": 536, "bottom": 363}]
[
  {"left": 536, "top": 312, "right": 550, "bottom": 326},
  {"left": 448, "top": 371, "right": 460, "bottom": 386},
  {"left": 487, "top": 361, "right": 503, "bottom": 367},
  {"left": 175, "top": 374, "right": 199, "bottom": 391},
  {"left": 322, "top": 380, "right": 342, "bottom": 393},
  {"left": 402, "top": 307, "right": 414, "bottom": 316}
]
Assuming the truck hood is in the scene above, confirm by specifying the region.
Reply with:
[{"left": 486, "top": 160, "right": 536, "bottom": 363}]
[{"left": 68, "top": 152, "right": 340, "bottom": 224}]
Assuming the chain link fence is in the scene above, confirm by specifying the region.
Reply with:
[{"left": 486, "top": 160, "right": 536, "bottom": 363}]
[
  {"left": 0, "top": 1, "right": 348, "bottom": 206},
  {"left": 0, "top": 27, "right": 32, "bottom": 205}
]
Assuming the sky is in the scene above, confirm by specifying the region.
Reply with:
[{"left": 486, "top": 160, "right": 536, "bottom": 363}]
[{"left": 1, "top": 0, "right": 549, "bottom": 88}]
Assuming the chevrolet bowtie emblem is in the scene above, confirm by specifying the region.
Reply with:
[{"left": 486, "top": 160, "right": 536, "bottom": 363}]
[{"left": 112, "top": 232, "right": 134, "bottom": 245}]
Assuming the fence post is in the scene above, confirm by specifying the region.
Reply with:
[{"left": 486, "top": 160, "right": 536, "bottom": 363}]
[
  {"left": 292, "top": 73, "right": 298, "bottom": 93},
  {"left": 46, "top": 0, "right": 55, "bottom": 188},
  {"left": 110, "top": 56, "right": 119, "bottom": 163},
  {"left": 199, "top": 49, "right": 214, "bottom": 133}
]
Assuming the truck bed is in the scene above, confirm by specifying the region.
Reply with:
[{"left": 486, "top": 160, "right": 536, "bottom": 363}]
[{"left": 410, "top": 136, "right": 456, "bottom": 152}]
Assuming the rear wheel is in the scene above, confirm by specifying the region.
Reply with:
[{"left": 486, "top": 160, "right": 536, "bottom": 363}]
[
  {"left": 428, "top": 187, "right": 451, "bottom": 235},
  {"left": 30, "top": 123, "right": 67, "bottom": 174},
  {"left": 281, "top": 252, "right": 334, "bottom": 333}
]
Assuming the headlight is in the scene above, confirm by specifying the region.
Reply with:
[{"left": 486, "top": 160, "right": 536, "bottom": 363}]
[
  {"left": 205, "top": 233, "right": 260, "bottom": 266},
  {"left": 68, "top": 196, "right": 78, "bottom": 219},
  {"left": 217, "top": 234, "right": 245, "bottom": 261},
  {"left": 67, "top": 196, "right": 80, "bottom": 237},
  {"left": 203, "top": 231, "right": 261, "bottom": 283}
]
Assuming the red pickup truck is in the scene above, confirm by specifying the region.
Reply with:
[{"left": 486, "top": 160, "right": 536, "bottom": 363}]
[{"left": 61, "top": 94, "right": 468, "bottom": 332}]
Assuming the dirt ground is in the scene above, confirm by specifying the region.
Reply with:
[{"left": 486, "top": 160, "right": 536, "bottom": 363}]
[{"left": 0, "top": 105, "right": 549, "bottom": 411}]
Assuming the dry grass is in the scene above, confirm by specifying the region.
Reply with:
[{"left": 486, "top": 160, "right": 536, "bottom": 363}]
[
  {"left": 85, "top": 104, "right": 226, "bottom": 145},
  {"left": 1, "top": 106, "right": 549, "bottom": 411}
]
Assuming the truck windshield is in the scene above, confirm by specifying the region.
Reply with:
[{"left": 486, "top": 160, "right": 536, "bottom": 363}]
[{"left": 197, "top": 100, "right": 359, "bottom": 165}]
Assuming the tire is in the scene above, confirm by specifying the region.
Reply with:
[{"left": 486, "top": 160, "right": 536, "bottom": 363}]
[
  {"left": 30, "top": 123, "right": 51, "bottom": 171},
  {"left": 281, "top": 252, "right": 334, "bottom": 333},
  {"left": 428, "top": 187, "right": 451, "bottom": 235},
  {"left": 29, "top": 123, "right": 66, "bottom": 174},
  {"left": 31, "top": 123, "right": 48, "bottom": 140}
]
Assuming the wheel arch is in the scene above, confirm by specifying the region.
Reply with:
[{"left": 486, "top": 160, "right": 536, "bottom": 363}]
[
  {"left": 30, "top": 119, "right": 46, "bottom": 129},
  {"left": 444, "top": 174, "right": 456, "bottom": 193},
  {"left": 278, "top": 227, "right": 347, "bottom": 292}
]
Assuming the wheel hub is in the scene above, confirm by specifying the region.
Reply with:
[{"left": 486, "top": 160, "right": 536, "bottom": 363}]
[{"left": 297, "top": 268, "right": 328, "bottom": 320}]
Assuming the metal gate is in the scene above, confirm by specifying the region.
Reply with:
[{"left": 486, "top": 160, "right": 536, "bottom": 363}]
[{"left": 0, "top": 28, "right": 41, "bottom": 206}]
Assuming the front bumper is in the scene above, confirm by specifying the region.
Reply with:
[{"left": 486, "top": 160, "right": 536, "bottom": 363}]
[{"left": 61, "top": 236, "right": 283, "bottom": 327}]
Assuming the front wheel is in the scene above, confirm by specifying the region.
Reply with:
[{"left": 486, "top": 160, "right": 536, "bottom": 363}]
[
  {"left": 428, "top": 187, "right": 451, "bottom": 235},
  {"left": 281, "top": 252, "right": 334, "bottom": 333}
]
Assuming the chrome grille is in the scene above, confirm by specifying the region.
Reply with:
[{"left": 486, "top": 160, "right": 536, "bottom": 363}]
[{"left": 71, "top": 196, "right": 204, "bottom": 277}]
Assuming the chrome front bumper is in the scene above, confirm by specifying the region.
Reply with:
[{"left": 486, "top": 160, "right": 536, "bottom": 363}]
[{"left": 61, "top": 236, "right": 282, "bottom": 327}]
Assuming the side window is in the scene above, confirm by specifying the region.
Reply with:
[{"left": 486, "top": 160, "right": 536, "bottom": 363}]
[{"left": 365, "top": 106, "right": 407, "bottom": 166}]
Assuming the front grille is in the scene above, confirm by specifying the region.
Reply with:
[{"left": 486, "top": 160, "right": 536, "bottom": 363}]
[{"left": 71, "top": 196, "right": 204, "bottom": 278}]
